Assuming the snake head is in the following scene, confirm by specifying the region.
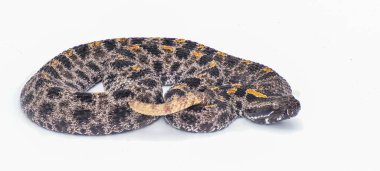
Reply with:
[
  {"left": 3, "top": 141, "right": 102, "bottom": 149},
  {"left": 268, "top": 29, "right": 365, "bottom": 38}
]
[{"left": 243, "top": 95, "right": 300, "bottom": 124}]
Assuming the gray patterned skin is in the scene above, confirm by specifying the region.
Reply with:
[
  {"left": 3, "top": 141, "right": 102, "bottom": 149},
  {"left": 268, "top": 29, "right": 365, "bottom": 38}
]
[{"left": 20, "top": 37, "right": 300, "bottom": 135}]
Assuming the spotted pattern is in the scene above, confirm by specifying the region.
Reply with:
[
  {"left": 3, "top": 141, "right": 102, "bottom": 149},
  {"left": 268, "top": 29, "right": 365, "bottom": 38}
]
[{"left": 20, "top": 37, "right": 300, "bottom": 135}]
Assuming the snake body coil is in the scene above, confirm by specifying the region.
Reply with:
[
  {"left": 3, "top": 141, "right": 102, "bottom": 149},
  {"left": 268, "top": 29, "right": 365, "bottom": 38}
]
[{"left": 20, "top": 38, "right": 300, "bottom": 135}]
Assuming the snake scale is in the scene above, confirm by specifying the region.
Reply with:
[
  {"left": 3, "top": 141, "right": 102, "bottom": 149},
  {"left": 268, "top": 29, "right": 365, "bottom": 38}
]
[{"left": 20, "top": 37, "right": 300, "bottom": 135}]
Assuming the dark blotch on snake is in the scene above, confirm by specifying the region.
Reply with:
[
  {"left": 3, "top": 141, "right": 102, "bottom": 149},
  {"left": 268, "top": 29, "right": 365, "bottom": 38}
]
[
  {"left": 182, "top": 77, "right": 201, "bottom": 88},
  {"left": 86, "top": 61, "right": 101, "bottom": 72},
  {"left": 182, "top": 41, "right": 197, "bottom": 50},
  {"left": 136, "top": 115, "right": 151, "bottom": 124},
  {"left": 110, "top": 106, "right": 131, "bottom": 124},
  {"left": 39, "top": 102, "right": 54, "bottom": 118},
  {"left": 75, "top": 70, "right": 90, "bottom": 82},
  {"left": 215, "top": 100, "right": 227, "bottom": 109},
  {"left": 165, "top": 89, "right": 186, "bottom": 99},
  {"left": 55, "top": 55, "right": 72, "bottom": 70},
  {"left": 234, "top": 88, "right": 246, "bottom": 97},
  {"left": 246, "top": 94, "right": 258, "bottom": 102},
  {"left": 175, "top": 48, "right": 190, "bottom": 60},
  {"left": 180, "top": 113, "right": 197, "bottom": 125},
  {"left": 22, "top": 93, "right": 34, "bottom": 106},
  {"left": 217, "top": 112, "right": 229, "bottom": 124},
  {"left": 247, "top": 63, "right": 264, "bottom": 73},
  {"left": 41, "top": 66, "right": 61, "bottom": 79},
  {"left": 90, "top": 125, "right": 105, "bottom": 135},
  {"left": 203, "top": 47, "right": 217, "bottom": 54},
  {"left": 207, "top": 67, "right": 220, "bottom": 77},
  {"left": 112, "top": 60, "right": 135, "bottom": 69},
  {"left": 258, "top": 72, "right": 278, "bottom": 81},
  {"left": 138, "top": 55, "right": 148, "bottom": 64},
  {"left": 129, "top": 69, "right": 151, "bottom": 79},
  {"left": 224, "top": 56, "right": 240, "bottom": 67},
  {"left": 139, "top": 79, "right": 158, "bottom": 88},
  {"left": 170, "top": 62, "right": 181, "bottom": 73},
  {"left": 112, "top": 89, "right": 135, "bottom": 99},
  {"left": 155, "top": 92, "right": 164, "bottom": 103},
  {"left": 198, "top": 55, "right": 213, "bottom": 65},
  {"left": 187, "top": 105, "right": 203, "bottom": 112},
  {"left": 55, "top": 120, "right": 68, "bottom": 132},
  {"left": 74, "top": 92, "right": 93, "bottom": 103},
  {"left": 73, "top": 109, "right": 92, "bottom": 123},
  {"left": 236, "top": 101, "right": 242, "bottom": 110},
  {"left": 141, "top": 44, "right": 162, "bottom": 56},
  {"left": 130, "top": 38, "right": 145, "bottom": 44},
  {"left": 153, "top": 61, "right": 163, "bottom": 73},
  {"left": 200, "top": 123, "right": 213, "bottom": 132},
  {"left": 116, "top": 49, "right": 136, "bottom": 59},
  {"left": 65, "top": 82, "right": 78, "bottom": 89},
  {"left": 47, "top": 87, "right": 63, "bottom": 99},
  {"left": 73, "top": 44, "right": 89, "bottom": 59},
  {"left": 103, "top": 39, "right": 116, "bottom": 51},
  {"left": 162, "top": 38, "right": 175, "bottom": 46},
  {"left": 186, "top": 67, "right": 196, "bottom": 75}
]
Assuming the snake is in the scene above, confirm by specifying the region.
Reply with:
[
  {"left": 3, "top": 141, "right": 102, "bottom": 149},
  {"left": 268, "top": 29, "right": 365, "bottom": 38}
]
[{"left": 20, "top": 37, "right": 301, "bottom": 135}]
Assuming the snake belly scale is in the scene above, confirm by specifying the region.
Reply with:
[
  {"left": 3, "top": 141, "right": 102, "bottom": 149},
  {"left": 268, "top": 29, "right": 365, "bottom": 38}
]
[{"left": 20, "top": 37, "right": 301, "bottom": 135}]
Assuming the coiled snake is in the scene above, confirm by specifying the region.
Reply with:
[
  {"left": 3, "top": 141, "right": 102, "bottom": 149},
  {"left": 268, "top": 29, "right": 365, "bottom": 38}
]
[{"left": 20, "top": 38, "right": 301, "bottom": 135}]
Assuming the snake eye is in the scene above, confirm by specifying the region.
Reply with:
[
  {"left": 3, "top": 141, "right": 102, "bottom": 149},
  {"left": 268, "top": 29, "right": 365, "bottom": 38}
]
[{"left": 272, "top": 102, "right": 280, "bottom": 110}]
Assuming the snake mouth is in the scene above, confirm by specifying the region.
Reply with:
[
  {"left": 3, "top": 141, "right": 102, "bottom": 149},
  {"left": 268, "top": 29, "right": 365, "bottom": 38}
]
[
  {"left": 253, "top": 108, "right": 299, "bottom": 124},
  {"left": 128, "top": 92, "right": 205, "bottom": 116}
]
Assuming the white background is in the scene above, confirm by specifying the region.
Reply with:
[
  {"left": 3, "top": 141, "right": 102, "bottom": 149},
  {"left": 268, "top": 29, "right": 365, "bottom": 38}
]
[{"left": 0, "top": 0, "right": 379, "bottom": 170}]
